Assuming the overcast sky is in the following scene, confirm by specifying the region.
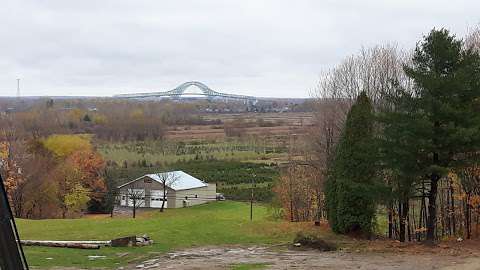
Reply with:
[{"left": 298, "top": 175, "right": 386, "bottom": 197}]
[{"left": 0, "top": 0, "right": 478, "bottom": 98}]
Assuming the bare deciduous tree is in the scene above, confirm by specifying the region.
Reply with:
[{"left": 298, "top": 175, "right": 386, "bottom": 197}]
[
  {"left": 465, "top": 25, "right": 480, "bottom": 52},
  {"left": 125, "top": 181, "right": 145, "bottom": 219},
  {"left": 155, "top": 172, "right": 179, "bottom": 212},
  {"left": 306, "top": 45, "right": 412, "bottom": 226}
]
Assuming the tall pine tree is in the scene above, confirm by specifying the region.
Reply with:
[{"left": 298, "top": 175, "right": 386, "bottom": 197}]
[
  {"left": 389, "top": 29, "right": 480, "bottom": 242},
  {"left": 325, "top": 92, "right": 379, "bottom": 236},
  {"left": 377, "top": 87, "right": 427, "bottom": 242}
]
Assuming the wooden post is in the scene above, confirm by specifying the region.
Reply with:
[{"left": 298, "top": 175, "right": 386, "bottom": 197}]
[
  {"left": 250, "top": 174, "right": 256, "bottom": 221},
  {"left": 133, "top": 195, "right": 136, "bottom": 219}
]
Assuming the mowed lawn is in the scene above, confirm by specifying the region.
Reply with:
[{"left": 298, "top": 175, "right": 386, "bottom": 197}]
[{"left": 17, "top": 201, "right": 330, "bottom": 269}]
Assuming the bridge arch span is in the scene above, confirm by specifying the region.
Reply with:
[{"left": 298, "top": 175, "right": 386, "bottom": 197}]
[
  {"left": 114, "top": 81, "right": 257, "bottom": 103},
  {"left": 170, "top": 81, "right": 217, "bottom": 96}
]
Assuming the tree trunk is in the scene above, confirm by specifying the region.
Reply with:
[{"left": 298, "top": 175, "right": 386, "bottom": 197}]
[
  {"left": 399, "top": 201, "right": 405, "bottom": 242},
  {"left": 160, "top": 184, "right": 166, "bottom": 213},
  {"left": 475, "top": 212, "right": 479, "bottom": 238},
  {"left": 426, "top": 120, "right": 440, "bottom": 243},
  {"left": 439, "top": 187, "right": 445, "bottom": 237},
  {"left": 465, "top": 194, "right": 471, "bottom": 239},
  {"left": 315, "top": 189, "right": 322, "bottom": 226},
  {"left": 426, "top": 173, "right": 439, "bottom": 243},
  {"left": 399, "top": 200, "right": 409, "bottom": 242},
  {"left": 446, "top": 185, "right": 451, "bottom": 235},
  {"left": 406, "top": 201, "right": 411, "bottom": 241},
  {"left": 449, "top": 181, "right": 456, "bottom": 235},
  {"left": 388, "top": 204, "right": 393, "bottom": 239},
  {"left": 418, "top": 181, "right": 427, "bottom": 241},
  {"left": 411, "top": 201, "right": 417, "bottom": 240},
  {"left": 407, "top": 211, "right": 412, "bottom": 242},
  {"left": 21, "top": 240, "right": 107, "bottom": 249}
]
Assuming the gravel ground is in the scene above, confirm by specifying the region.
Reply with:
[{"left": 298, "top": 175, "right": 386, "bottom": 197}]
[{"left": 124, "top": 246, "right": 480, "bottom": 270}]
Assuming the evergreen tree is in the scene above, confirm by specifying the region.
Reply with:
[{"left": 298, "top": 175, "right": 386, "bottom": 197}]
[
  {"left": 377, "top": 88, "right": 426, "bottom": 242},
  {"left": 388, "top": 29, "right": 480, "bottom": 242},
  {"left": 325, "top": 92, "right": 379, "bottom": 236},
  {"left": 83, "top": 114, "right": 91, "bottom": 122}
]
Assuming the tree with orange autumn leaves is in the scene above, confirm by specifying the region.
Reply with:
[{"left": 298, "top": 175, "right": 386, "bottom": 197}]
[
  {"left": 0, "top": 127, "right": 28, "bottom": 217},
  {"left": 273, "top": 164, "right": 322, "bottom": 222},
  {"left": 457, "top": 165, "right": 480, "bottom": 239},
  {"left": 0, "top": 134, "right": 106, "bottom": 218},
  {"left": 66, "top": 149, "right": 106, "bottom": 212}
]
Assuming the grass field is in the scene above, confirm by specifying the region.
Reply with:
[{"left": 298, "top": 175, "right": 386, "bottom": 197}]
[
  {"left": 97, "top": 139, "right": 287, "bottom": 166},
  {"left": 17, "top": 201, "right": 336, "bottom": 269}
]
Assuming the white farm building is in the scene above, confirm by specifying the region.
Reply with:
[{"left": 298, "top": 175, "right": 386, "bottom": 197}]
[{"left": 117, "top": 171, "right": 216, "bottom": 209}]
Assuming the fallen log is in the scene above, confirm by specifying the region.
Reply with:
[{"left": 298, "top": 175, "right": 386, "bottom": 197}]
[{"left": 21, "top": 240, "right": 110, "bottom": 249}]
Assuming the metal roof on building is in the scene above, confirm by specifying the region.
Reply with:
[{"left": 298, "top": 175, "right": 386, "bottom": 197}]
[{"left": 118, "top": 170, "right": 208, "bottom": 191}]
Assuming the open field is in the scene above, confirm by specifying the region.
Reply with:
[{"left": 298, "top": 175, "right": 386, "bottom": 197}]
[
  {"left": 18, "top": 201, "right": 339, "bottom": 269},
  {"left": 166, "top": 112, "right": 313, "bottom": 141},
  {"left": 96, "top": 112, "right": 313, "bottom": 204},
  {"left": 97, "top": 139, "right": 287, "bottom": 166},
  {"left": 95, "top": 112, "right": 314, "bottom": 168},
  {"left": 95, "top": 112, "right": 313, "bottom": 204}
]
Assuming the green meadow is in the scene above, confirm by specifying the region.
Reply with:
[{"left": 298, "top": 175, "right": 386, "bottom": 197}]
[{"left": 18, "top": 201, "right": 337, "bottom": 269}]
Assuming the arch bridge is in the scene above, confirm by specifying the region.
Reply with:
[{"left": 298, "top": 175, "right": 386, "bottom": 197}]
[{"left": 114, "top": 81, "right": 257, "bottom": 103}]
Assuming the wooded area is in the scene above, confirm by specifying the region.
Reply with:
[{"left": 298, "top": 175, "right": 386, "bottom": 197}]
[{"left": 275, "top": 27, "right": 480, "bottom": 243}]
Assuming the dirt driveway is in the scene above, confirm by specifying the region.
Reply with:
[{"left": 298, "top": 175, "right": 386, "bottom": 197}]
[{"left": 127, "top": 246, "right": 480, "bottom": 270}]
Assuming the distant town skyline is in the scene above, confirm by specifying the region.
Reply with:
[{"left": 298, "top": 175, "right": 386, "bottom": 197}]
[{"left": 0, "top": 0, "right": 479, "bottom": 98}]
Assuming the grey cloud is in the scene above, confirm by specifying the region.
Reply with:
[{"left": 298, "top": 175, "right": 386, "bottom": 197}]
[{"left": 0, "top": 0, "right": 478, "bottom": 97}]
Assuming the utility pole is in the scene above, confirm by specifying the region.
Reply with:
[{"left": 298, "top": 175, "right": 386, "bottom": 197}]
[
  {"left": 250, "top": 173, "right": 256, "bottom": 221},
  {"left": 16, "top": 78, "right": 20, "bottom": 99},
  {"left": 132, "top": 195, "right": 136, "bottom": 219},
  {"left": 0, "top": 171, "right": 29, "bottom": 269}
]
